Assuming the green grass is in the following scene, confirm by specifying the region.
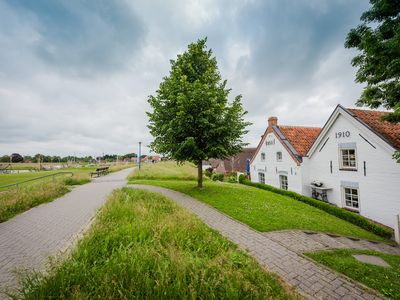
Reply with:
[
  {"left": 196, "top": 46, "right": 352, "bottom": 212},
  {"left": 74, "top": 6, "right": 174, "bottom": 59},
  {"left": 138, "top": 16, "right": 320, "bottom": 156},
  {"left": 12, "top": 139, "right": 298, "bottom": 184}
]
[
  {"left": 0, "top": 164, "right": 134, "bottom": 222},
  {"left": 0, "top": 181, "right": 70, "bottom": 222},
  {"left": 305, "top": 249, "right": 400, "bottom": 299},
  {"left": 128, "top": 161, "right": 198, "bottom": 181},
  {"left": 130, "top": 180, "right": 385, "bottom": 241},
  {"left": 13, "top": 188, "right": 294, "bottom": 299}
]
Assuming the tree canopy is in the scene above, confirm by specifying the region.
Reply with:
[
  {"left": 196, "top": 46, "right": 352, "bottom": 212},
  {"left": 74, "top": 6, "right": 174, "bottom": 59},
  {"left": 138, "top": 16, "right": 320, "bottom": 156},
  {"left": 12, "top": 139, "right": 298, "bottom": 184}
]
[
  {"left": 345, "top": 0, "right": 400, "bottom": 123},
  {"left": 147, "top": 38, "right": 250, "bottom": 187}
]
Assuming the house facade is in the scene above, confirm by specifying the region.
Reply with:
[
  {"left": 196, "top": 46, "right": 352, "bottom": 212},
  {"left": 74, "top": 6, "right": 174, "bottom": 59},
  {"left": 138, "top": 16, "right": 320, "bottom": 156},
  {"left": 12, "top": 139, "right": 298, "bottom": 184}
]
[
  {"left": 250, "top": 117, "right": 320, "bottom": 194},
  {"left": 303, "top": 105, "right": 400, "bottom": 229}
]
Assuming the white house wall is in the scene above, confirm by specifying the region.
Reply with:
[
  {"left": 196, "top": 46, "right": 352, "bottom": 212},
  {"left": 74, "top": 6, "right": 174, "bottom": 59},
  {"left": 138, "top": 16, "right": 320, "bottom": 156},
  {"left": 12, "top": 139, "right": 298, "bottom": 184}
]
[
  {"left": 250, "top": 132, "right": 303, "bottom": 193},
  {"left": 303, "top": 113, "right": 400, "bottom": 229}
]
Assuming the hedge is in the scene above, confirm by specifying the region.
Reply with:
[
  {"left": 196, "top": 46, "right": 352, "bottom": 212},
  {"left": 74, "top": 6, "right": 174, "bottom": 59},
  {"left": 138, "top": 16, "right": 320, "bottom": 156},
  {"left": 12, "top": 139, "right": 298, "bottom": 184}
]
[
  {"left": 211, "top": 173, "right": 224, "bottom": 182},
  {"left": 238, "top": 175, "right": 393, "bottom": 239}
]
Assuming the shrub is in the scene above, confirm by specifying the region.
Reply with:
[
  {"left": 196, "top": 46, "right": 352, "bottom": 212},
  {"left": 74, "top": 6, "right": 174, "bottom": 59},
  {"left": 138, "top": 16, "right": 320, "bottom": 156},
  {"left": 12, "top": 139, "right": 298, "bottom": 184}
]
[
  {"left": 240, "top": 179, "right": 393, "bottom": 239},
  {"left": 204, "top": 167, "right": 214, "bottom": 178},
  {"left": 211, "top": 173, "right": 224, "bottom": 182}
]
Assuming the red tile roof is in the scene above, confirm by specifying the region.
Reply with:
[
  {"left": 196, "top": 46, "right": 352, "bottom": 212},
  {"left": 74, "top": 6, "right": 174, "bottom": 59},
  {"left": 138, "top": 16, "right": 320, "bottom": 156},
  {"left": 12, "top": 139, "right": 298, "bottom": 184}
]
[
  {"left": 278, "top": 126, "right": 322, "bottom": 157},
  {"left": 348, "top": 108, "right": 400, "bottom": 149}
]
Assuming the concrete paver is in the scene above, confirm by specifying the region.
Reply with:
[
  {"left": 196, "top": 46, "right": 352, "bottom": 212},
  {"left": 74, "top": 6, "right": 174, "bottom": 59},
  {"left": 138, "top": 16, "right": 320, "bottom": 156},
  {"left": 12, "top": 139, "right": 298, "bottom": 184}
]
[
  {"left": 130, "top": 184, "right": 385, "bottom": 300},
  {"left": 0, "top": 168, "right": 133, "bottom": 293}
]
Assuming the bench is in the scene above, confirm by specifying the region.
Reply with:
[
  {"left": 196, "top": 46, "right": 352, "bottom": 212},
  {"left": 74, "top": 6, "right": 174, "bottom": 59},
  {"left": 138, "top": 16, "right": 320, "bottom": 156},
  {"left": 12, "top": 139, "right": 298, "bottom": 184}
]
[{"left": 90, "top": 167, "right": 109, "bottom": 178}]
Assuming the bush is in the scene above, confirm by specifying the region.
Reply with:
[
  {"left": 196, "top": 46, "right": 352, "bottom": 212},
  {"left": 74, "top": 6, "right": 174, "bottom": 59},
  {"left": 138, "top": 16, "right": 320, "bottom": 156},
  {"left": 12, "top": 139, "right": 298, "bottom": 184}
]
[
  {"left": 211, "top": 173, "right": 224, "bottom": 182},
  {"left": 227, "top": 172, "right": 237, "bottom": 183},
  {"left": 240, "top": 179, "right": 393, "bottom": 239},
  {"left": 204, "top": 167, "right": 214, "bottom": 178}
]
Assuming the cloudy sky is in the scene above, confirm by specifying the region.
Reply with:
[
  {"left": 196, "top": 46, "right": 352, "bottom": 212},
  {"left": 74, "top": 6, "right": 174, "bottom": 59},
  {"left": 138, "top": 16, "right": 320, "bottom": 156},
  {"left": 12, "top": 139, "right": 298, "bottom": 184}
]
[{"left": 0, "top": 0, "right": 370, "bottom": 157}]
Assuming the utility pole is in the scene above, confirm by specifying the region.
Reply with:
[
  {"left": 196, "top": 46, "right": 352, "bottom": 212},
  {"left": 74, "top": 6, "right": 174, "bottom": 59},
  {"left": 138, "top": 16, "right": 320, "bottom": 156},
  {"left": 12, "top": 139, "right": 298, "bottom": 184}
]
[{"left": 138, "top": 142, "right": 142, "bottom": 170}]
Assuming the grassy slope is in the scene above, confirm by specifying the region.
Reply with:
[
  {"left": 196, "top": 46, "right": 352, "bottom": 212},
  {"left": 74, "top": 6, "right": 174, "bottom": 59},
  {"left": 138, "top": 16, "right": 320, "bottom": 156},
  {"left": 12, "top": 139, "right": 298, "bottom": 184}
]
[
  {"left": 15, "top": 188, "right": 293, "bottom": 299},
  {"left": 128, "top": 161, "right": 198, "bottom": 181},
  {"left": 305, "top": 249, "right": 400, "bottom": 299},
  {"left": 0, "top": 164, "right": 133, "bottom": 222},
  {"left": 131, "top": 180, "right": 384, "bottom": 241}
]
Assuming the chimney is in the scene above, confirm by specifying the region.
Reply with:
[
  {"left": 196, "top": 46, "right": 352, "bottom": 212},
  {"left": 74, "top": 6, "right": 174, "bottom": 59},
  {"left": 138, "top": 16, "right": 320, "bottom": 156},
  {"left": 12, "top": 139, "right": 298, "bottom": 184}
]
[{"left": 268, "top": 116, "right": 278, "bottom": 127}]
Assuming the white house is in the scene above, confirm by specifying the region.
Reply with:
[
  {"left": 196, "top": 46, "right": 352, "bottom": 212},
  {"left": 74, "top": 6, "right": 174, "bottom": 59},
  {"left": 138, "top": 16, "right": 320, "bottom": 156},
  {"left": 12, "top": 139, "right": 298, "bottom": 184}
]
[
  {"left": 303, "top": 105, "right": 400, "bottom": 230},
  {"left": 250, "top": 116, "right": 321, "bottom": 194}
]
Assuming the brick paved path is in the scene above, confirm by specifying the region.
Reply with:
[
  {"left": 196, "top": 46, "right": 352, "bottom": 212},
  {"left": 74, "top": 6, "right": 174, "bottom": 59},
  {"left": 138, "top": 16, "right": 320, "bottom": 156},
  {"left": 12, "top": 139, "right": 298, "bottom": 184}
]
[
  {"left": 130, "top": 185, "right": 384, "bottom": 300},
  {"left": 0, "top": 168, "right": 133, "bottom": 293},
  {"left": 263, "top": 230, "right": 400, "bottom": 255}
]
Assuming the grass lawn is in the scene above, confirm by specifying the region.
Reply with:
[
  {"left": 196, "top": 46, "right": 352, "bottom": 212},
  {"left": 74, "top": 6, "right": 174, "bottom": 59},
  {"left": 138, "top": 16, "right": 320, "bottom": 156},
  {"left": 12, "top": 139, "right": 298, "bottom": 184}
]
[
  {"left": 14, "top": 188, "right": 294, "bottom": 299},
  {"left": 305, "top": 249, "right": 400, "bottom": 299},
  {"left": 130, "top": 180, "right": 385, "bottom": 241},
  {"left": 128, "top": 161, "right": 198, "bottom": 181}
]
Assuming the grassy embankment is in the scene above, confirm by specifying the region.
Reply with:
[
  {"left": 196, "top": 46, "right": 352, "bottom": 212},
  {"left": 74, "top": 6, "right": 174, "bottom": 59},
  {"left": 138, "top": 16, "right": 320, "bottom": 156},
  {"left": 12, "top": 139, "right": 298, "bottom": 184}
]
[
  {"left": 0, "top": 164, "right": 133, "bottom": 222},
  {"left": 305, "top": 249, "right": 400, "bottom": 299},
  {"left": 129, "top": 162, "right": 385, "bottom": 241},
  {"left": 13, "top": 188, "right": 294, "bottom": 299}
]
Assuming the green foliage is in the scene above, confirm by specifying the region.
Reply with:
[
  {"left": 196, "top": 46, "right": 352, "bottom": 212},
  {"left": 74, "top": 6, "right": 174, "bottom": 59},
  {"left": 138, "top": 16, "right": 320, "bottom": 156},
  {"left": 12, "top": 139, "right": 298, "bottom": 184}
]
[
  {"left": 147, "top": 38, "right": 251, "bottom": 187},
  {"left": 241, "top": 179, "right": 392, "bottom": 239},
  {"left": 345, "top": 0, "right": 400, "bottom": 123},
  {"left": 16, "top": 188, "right": 290, "bottom": 299},
  {"left": 211, "top": 173, "right": 224, "bottom": 181},
  {"left": 238, "top": 174, "right": 246, "bottom": 183},
  {"left": 306, "top": 249, "right": 400, "bottom": 299},
  {"left": 228, "top": 175, "right": 237, "bottom": 183},
  {"left": 131, "top": 180, "right": 385, "bottom": 241}
]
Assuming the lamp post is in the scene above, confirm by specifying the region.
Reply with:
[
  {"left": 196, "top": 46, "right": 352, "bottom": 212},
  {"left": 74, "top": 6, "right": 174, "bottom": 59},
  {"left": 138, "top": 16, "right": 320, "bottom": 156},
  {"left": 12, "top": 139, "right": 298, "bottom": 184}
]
[{"left": 138, "top": 142, "right": 142, "bottom": 170}]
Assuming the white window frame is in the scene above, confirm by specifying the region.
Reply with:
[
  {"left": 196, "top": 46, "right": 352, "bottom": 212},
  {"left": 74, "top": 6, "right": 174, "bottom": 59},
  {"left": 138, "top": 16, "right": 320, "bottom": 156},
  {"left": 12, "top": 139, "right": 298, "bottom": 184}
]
[
  {"left": 258, "top": 172, "right": 265, "bottom": 184},
  {"left": 339, "top": 148, "right": 357, "bottom": 171},
  {"left": 276, "top": 151, "right": 282, "bottom": 162},
  {"left": 261, "top": 152, "right": 266, "bottom": 162},
  {"left": 342, "top": 187, "right": 360, "bottom": 211},
  {"left": 279, "top": 174, "right": 288, "bottom": 190}
]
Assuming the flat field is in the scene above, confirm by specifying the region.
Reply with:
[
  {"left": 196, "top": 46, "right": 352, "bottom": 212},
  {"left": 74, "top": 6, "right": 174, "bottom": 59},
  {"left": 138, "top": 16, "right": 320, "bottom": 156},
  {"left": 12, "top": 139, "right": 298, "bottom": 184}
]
[{"left": 128, "top": 161, "right": 198, "bottom": 181}]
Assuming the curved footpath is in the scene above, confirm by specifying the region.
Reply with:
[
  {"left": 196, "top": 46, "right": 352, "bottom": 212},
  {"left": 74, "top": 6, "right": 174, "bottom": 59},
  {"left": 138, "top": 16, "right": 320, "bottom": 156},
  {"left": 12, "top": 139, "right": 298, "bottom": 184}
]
[
  {"left": 0, "top": 167, "right": 133, "bottom": 293},
  {"left": 129, "top": 184, "right": 391, "bottom": 300}
]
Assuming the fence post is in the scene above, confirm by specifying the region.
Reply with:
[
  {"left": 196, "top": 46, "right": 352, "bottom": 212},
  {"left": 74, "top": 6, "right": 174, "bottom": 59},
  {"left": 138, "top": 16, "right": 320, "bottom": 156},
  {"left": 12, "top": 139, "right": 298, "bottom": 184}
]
[
  {"left": 52, "top": 174, "right": 55, "bottom": 183},
  {"left": 16, "top": 183, "right": 19, "bottom": 191},
  {"left": 395, "top": 214, "right": 400, "bottom": 245}
]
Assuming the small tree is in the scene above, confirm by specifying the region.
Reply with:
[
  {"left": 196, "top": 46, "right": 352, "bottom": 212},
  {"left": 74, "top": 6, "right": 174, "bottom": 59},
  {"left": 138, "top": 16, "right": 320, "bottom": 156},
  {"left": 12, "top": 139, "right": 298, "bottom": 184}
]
[{"left": 147, "top": 38, "right": 250, "bottom": 187}]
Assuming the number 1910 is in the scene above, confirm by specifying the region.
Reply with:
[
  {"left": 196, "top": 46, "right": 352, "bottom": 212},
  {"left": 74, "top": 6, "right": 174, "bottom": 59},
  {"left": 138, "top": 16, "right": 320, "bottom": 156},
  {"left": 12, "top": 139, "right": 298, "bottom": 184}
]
[{"left": 335, "top": 131, "right": 350, "bottom": 138}]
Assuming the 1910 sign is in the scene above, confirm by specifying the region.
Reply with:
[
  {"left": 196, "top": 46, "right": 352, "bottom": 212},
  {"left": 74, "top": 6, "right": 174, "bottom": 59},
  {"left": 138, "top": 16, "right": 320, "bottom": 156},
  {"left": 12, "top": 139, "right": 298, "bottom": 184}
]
[{"left": 335, "top": 131, "right": 350, "bottom": 138}]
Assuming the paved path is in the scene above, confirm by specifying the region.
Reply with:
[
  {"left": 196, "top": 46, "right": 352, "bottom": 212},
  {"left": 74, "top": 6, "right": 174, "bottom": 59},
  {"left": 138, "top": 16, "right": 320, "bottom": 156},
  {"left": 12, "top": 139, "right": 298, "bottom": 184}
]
[
  {"left": 130, "top": 185, "right": 385, "bottom": 300},
  {"left": 0, "top": 168, "right": 133, "bottom": 293},
  {"left": 263, "top": 230, "right": 400, "bottom": 255}
]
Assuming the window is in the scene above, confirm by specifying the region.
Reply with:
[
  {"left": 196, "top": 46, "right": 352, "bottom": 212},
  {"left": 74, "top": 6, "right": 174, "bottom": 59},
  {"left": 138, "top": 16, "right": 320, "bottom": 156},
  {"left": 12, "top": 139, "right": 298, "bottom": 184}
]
[
  {"left": 261, "top": 152, "right": 266, "bottom": 161},
  {"left": 343, "top": 187, "right": 359, "bottom": 210},
  {"left": 340, "top": 148, "right": 357, "bottom": 170},
  {"left": 258, "top": 172, "right": 265, "bottom": 184},
  {"left": 276, "top": 151, "right": 282, "bottom": 161},
  {"left": 279, "top": 175, "right": 288, "bottom": 190}
]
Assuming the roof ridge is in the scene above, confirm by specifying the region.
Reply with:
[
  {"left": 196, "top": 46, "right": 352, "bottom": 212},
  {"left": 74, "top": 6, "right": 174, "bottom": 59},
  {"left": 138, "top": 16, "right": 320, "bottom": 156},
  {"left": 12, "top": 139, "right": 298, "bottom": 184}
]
[
  {"left": 347, "top": 107, "right": 390, "bottom": 114},
  {"left": 278, "top": 125, "right": 321, "bottom": 129}
]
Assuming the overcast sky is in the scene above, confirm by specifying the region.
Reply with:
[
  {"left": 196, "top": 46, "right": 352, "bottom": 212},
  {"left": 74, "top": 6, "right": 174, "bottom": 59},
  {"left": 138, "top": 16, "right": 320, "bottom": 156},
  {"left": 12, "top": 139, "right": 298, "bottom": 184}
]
[{"left": 0, "top": 0, "right": 370, "bottom": 157}]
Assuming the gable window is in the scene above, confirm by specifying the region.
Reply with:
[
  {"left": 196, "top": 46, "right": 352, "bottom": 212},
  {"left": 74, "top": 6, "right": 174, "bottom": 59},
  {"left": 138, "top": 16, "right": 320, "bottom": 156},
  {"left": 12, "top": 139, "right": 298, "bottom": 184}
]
[
  {"left": 339, "top": 148, "right": 357, "bottom": 170},
  {"left": 342, "top": 187, "right": 359, "bottom": 211},
  {"left": 276, "top": 151, "right": 282, "bottom": 162},
  {"left": 258, "top": 172, "right": 265, "bottom": 184},
  {"left": 261, "top": 152, "right": 266, "bottom": 162},
  {"left": 279, "top": 175, "right": 288, "bottom": 190}
]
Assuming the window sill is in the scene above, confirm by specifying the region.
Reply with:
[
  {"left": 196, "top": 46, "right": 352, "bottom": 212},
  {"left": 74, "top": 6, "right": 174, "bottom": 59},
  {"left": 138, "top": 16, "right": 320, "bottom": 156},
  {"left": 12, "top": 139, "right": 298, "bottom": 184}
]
[
  {"left": 343, "top": 207, "right": 360, "bottom": 213},
  {"left": 339, "top": 168, "right": 357, "bottom": 172}
]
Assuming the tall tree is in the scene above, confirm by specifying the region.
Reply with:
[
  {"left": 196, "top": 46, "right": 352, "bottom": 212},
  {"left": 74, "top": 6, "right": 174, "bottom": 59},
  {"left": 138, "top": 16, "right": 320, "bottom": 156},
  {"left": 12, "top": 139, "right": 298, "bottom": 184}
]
[
  {"left": 345, "top": 0, "right": 400, "bottom": 123},
  {"left": 147, "top": 38, "right": 250, "bottom": 187}
]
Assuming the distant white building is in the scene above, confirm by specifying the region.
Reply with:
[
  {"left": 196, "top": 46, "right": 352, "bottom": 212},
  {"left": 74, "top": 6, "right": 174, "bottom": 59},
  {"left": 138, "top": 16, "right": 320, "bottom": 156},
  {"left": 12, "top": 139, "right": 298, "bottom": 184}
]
[
  {"left": 251, "top": 105, "right": 400, "bottom": 231},
  {"left": 250, "top": 116, "right": 321, "bottom": 194},
  {"left": 303, "top": 105, "right": 400, "bottom": 230}
]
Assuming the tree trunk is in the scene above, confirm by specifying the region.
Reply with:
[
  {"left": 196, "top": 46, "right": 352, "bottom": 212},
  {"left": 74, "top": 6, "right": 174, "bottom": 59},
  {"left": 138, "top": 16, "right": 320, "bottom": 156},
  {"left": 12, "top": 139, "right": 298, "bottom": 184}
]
[{"left": 197, "top": 161, "right": 203, "bottom": 188}]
